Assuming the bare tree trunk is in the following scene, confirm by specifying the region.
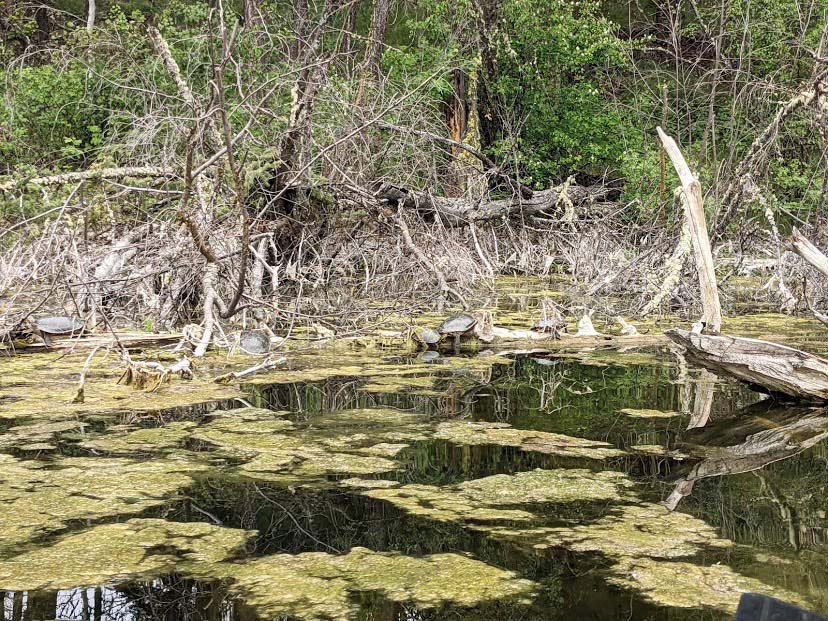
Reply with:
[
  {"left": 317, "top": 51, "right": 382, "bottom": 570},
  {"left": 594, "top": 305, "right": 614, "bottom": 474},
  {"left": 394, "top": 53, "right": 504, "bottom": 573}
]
[
  {"left": 444, "top": 68, "right": 470, "bottom": 197},
  {"left": 474, "top": 0, "right": 503, "bottom": 152},
  {"left": 340, "top": 0, "right": 359, "bottom": 58},
  {"left": 288, "top": 0, "right": 309, "bottom": 61},
  {"left": 363, "top": 0, "right": 390, "bottom": 78},
  {"left": 243, "top": 0, "right": 264, "bottom": 26},
  {"left": 86, "top": 0, "right": 95, "bottom": 33},
  {"left": 33, "top": 2, "right": 49, "bottom": 47}
]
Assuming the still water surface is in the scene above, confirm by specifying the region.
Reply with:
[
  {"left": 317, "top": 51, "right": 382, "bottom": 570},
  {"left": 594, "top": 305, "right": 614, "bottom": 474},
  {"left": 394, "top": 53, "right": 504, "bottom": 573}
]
[{"left": 1, "top": 325, "right": 827, "bottom": 620}]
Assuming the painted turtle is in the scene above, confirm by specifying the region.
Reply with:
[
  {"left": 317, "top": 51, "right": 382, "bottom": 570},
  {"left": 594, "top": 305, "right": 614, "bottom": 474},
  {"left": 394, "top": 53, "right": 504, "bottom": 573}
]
[
  {"left": 35, "top": 316, "right": 84, "bottom": 347},
  {"left": 239, "top": 329, "right": 271, "bottom": 355},
  {"left": 414, "top": 327, "right": 441, "bottom": 349},
  {"left": 437, "top": 313, "right": 477, "bottom": 350}
]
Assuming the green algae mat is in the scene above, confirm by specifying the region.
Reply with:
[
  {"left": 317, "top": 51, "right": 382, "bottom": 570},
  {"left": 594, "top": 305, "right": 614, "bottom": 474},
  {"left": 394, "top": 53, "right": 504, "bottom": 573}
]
[{"left": 1, "top": 325, "right": 828, "bottom": 620}]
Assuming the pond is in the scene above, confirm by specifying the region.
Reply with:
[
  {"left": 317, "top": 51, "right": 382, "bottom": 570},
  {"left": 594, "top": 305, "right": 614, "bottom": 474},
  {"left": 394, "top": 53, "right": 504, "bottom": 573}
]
[{"left": 1, "top": 317, "right": 827, "bottom": 620}]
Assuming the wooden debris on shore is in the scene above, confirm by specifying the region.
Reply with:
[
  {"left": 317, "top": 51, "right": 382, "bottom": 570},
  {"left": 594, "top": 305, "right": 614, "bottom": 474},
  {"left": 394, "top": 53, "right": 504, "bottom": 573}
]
[
  {"left": 6, "top": 332, "right": 183, "bottom": 353},
  {"left": 666, "top": 328, "right": 828, "bottom": 401}
]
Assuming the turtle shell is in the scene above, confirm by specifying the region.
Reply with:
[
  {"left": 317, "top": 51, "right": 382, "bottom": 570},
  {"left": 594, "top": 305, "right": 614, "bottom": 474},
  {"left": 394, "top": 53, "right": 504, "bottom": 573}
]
[
  {"left": 416, "top": 327, "right": 441, "bottom": 345},
  {"left": 239, "top": 329, "right": 271, "bottom": 355},
  {"left": 436, "top": 313, "right": 477, "bottom": 335},
  {"left": 35, "top": 316, "right": 84, "bottom": 336}
]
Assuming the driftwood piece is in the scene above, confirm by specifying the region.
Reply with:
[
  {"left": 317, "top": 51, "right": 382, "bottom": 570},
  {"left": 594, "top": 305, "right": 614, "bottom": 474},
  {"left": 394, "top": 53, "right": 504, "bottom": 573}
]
[
  {"left": 790, "top": 227, "right": 828, "bottom": 279},
  {"left": 666, "top": 328, "right": 828, "bottom": 400},
  {"left": 657, "top": 127, "right": 722, "bottom": 332},
  {"left": 6, "top": 332, "right": 182, "bottom": 353}
]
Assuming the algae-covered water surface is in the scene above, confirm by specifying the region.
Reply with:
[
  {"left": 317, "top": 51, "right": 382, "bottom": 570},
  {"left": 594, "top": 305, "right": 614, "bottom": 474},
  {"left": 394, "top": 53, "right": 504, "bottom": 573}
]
[{"left": 2, "top": 318, "right": 828, "bottom": 620}]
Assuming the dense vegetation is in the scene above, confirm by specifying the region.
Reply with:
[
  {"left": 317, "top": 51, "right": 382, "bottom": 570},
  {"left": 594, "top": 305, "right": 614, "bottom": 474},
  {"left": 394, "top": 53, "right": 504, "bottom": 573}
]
[{"left": 1, "top": 0, "right": 827, "bottom": 338}]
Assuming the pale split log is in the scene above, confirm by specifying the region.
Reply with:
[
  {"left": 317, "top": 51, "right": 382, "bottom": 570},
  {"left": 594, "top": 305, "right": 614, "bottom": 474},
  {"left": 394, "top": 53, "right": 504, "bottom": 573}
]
[
  {"left": 213, "top": 356, "right": 287, "bottom": 384},
  {"left": 0, "top": 167, "right": 174, "bottom": 192},
  {"left": 666, "top": 328, "right": 828, "bottom": 401},
  {"left": 790, "top": 227, "right": 828, "bottom": 279},
  {"left": 656, "top": 127, "right": 722, "bottom": 333}
]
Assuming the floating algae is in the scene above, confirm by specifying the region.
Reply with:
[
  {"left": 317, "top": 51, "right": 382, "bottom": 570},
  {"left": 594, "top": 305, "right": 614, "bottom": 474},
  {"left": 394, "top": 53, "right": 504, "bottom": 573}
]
[
  {"left": 359, "top": 469, "right": 634, "bottom": 525},
  {"left": 0, "top": 454, "right": 207, "bottom": 553},
  {"left": 80, "top": 421, "right": 198, "bottom": 454},
  {"left": 0, "top": 518, "right": 252, "bottom": 592},
  {"left": 0, "top": 352, "right": 239, "bottom": 423},
  {"left": 191, "top": 412, "right": 404, "bottom": 484},
  {"left": 216, "top": 547, "right": 536, "bottom": 620},
  {"left": 0, "top": 420, "right": 86, "bottom": 449},
  {"left": 533, "top": 503, "right": 732, "bottom": 557},
  {"left": 608, "top": 557, "right": 807, "bottom": 614},
  {"left": 434, "top": 421, "right": 626, "bottom": 459}
]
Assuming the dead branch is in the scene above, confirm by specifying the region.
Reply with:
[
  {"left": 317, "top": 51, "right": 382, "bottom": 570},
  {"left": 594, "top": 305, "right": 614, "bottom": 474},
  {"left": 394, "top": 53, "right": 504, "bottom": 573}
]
[
  {"left": 717, "top": 63, "right": 828, "bottom": 234},
  {"left": 0, "top": 167, "right": 173, "bottom": 192},
  {"left": 657, "top": 127, "right": 722, "bottom": 332},
  {"left": 790, "top": 227, "right": 828, "bottom": 279}
]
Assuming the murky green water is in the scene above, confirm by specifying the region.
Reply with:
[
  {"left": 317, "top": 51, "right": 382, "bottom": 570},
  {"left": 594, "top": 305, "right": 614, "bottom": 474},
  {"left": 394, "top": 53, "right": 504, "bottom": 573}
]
[{"left": 1, "top": 326, "right": 828, "bottom": 620}]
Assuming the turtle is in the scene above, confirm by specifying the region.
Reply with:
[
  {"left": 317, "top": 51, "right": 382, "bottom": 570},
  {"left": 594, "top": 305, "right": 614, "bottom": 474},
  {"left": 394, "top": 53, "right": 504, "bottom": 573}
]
[
  {"left": 436, "top": 313, "right": 477, "bottom": 351},
  {"left": 414, "top": 327, "right": 441, "bottom": 349},
  {"left": 238, "top": 329, "right": 271, "bottom": 355},
  {"left": 530, "top": 318, "right": 567, "bottom": 338},
  {"left": 34, "top": 316, "right": 85, "bottom": 347}
]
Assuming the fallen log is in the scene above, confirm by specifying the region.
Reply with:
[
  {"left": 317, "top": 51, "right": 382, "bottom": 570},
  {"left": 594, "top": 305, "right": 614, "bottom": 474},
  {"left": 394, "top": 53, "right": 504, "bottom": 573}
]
[
  {"left": 377, "top": 183, "right": 615, "bottom": 226},
  {"left": 5, "top": 332, "right": 183, "bottom": 353},
  {"left": 666, "top": 328, "right": 828, "bottom": 400}
]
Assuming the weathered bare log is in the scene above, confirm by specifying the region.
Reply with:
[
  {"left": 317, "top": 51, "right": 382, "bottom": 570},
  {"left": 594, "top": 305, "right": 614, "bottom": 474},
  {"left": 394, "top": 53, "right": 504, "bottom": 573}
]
[
  {"left": 0, "top": 167, "right": 174, "bottom": 192},
  {"left": 790, "top": 227, "right": 828, "bottom": 279},
  {"left": 657, "top": 127, "right": 722, "bottom": 332},
  {"left": 378, "top": 183, "right": 613, "bottom": 226},
  {"left": 666, "top": 328, "right": 828, "bottom": 400}
]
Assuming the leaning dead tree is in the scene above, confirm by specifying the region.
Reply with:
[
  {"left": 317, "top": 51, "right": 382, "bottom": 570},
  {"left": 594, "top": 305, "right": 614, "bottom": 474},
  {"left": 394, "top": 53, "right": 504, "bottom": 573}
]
[
  {"left": 647, "top": 128, "right": 722, "bottom": 332},
  {"left": 715, "top": 58, "right": 828, "bottom": 235}
]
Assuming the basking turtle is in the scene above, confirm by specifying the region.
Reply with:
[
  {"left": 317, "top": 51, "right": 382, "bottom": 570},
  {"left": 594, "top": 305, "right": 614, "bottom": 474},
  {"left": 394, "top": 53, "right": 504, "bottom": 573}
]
[
  {"left": 437, "top": 313, "right": 477, "bottom": 350},
  {"left": 414, "top": 327, "right": 441, "bottom": 350},
  {"left": 34, "top": 316, "right": 84, "bottom": 347},
  {"left": 419, "top": 350, "right": 440, "bottom": 363},
  {"left": 238, "top": 329, "right": 271, "bottom": 355},
  {"left": 530, "top": 318, "right": 567, "bottom": 338}
]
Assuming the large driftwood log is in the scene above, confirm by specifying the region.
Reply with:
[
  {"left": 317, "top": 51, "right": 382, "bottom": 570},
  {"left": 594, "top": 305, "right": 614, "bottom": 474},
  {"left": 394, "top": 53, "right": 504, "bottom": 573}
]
[
  {"left": 657, "top": 127, "right": 722, "bottom": 332},
  {"left": 666, "top": 328, "right": 828, "bottom": 400},
  {"left": 377, "top": 183, "right": 614, "bottom": 226}
]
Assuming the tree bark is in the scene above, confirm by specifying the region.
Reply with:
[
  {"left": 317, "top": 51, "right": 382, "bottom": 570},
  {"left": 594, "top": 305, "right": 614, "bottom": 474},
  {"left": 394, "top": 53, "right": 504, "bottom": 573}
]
[
  {"left": 364, "top": 0, "right": 391, "bottom": 78},
  {"left": 86, "top": 0, "right": 95, "bottom": 33},
  {"left": 474, "top": 0, "right": 503, "bottom": 151},
  {"left": 288, "top": 0, "right": 309, "bottom": 61},
  {"left": 790, "top": 227, "right": 828, "bottom": 279}
]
